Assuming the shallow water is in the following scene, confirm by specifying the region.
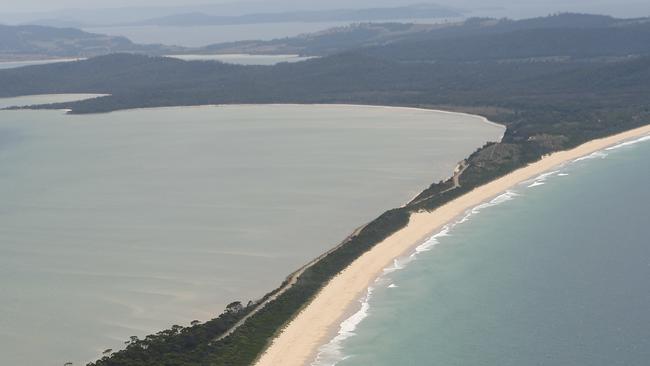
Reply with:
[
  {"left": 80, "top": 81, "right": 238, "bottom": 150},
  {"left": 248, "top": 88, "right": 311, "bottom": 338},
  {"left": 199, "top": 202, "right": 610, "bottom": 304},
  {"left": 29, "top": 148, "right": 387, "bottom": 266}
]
[
  {"left": 0, "top": 94, "right": 103, "bottom": 108},
  {"left": 165, "top": 54, "right": 316, "bottom": 65},
  {"left": 317, "top": 135, "right": 650, "bottom": 366},
  {"left": 0, "top": 100, "right": 503, "bottom": 365},
  {"left": 0, "top": 58, "right": 84, "bottom": 70}
]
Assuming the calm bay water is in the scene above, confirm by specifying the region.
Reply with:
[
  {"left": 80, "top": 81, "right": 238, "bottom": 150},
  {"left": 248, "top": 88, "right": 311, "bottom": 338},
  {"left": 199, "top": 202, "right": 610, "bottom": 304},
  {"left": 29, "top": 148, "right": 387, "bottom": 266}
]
[
  {"left": 0, "top": 59, "right": 84, "bottom": 70},
  {"left": 165, "top": 54, "right": 316, "bottom": 65},
  {"left": 317, "top": 136, "right": 650, "bottom": 366},
  {"left": 0, "top": 94, "right": 103, "bottom": 108},
  {"left": 0, "top": 99, "right": 503, "bottom": 366}
]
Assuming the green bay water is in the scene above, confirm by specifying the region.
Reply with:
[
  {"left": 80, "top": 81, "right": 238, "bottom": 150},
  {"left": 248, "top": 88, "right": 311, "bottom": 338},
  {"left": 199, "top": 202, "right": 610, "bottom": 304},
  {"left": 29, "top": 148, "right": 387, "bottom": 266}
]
[
  {"left": 0, "top": 99, "right": 503, "bottom": 366},
  {"left": 317, "top": 137, "right": 650, "bottom": 366}
]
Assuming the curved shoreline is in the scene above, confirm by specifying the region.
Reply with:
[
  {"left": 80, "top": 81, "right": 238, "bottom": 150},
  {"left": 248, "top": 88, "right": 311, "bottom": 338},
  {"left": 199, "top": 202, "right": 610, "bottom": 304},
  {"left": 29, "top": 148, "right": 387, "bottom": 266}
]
[
  {"left": 0, "top": 99, "right": 504, "bottom": 366},
  {"left": 54, "top": 100, "right": 509, "bottom": 132},
  {"left": 254, "top": 124, "right": 650, "bottom": 366},
  {"left": 190, "top": 103, "right": 505, "bottom": 346}
]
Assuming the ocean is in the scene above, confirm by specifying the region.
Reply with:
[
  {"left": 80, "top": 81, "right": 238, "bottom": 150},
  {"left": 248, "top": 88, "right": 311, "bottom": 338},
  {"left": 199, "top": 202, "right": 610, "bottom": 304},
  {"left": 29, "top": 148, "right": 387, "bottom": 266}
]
[
  {"left": 0, "top": 99, "right": 503, "bottom": 366},
  {"left": 314, "top": 135, "right": 650, "bottom": 366}
]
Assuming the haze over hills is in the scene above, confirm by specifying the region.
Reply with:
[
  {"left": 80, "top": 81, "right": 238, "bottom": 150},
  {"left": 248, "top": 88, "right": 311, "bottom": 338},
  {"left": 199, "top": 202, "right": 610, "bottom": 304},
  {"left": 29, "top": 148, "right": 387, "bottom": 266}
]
[
  {"left": 126, "top": 4, "right": 463, "bottom": 27},
  {"left": 198, "top": 13, "right": 650, "bottom": 56},
  {"left": 5, "top": 13, "right": 649, "bottom": 61},
  {"left": 0, "top": 3, "right": 464, "bottom": 60},
  {"left": 2, "top": 13, "right": 649, "bottom": 121},
  {"left": 3, "top": 0, "right": 650, "bottom": 27},
  {"left": 1, "top": 22, "right": 434, "bottom": 61},
  {"left": 0, "top": 2, "right": 463, "bottom": 28}
]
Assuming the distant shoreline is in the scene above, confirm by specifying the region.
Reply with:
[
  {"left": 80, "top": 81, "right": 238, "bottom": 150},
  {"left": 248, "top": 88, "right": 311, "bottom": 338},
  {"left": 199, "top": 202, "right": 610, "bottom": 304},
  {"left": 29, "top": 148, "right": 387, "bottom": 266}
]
[
  {"left": 0, "top": 57, "right": 85, "bottom": 65},
  {"left": 254, "top": 124, "right": 650, "bottom": 366}
]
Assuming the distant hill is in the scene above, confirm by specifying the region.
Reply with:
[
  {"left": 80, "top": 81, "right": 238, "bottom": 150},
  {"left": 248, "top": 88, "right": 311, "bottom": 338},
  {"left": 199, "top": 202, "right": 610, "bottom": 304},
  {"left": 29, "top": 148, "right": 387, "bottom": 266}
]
[
  {"left": 5, "top": 13, "right": 646, "bottom": 62},
  {"left": 199, "top": 22, "right": 444, "bottom": 56},
  {"left": 192, "top": 13, "right": 650, "bottom": 57},
  {"left": 128, "top": 4, "right": 463, "bottom": 27},
  {"left": 0, "top": 25, "right": 183, "bottom": 61},
  {"left": 2, "top": 14, "right": 650, "bottom": 116},
  {"left": 360, "top": 21, "right": 650, "bottom": 62}
]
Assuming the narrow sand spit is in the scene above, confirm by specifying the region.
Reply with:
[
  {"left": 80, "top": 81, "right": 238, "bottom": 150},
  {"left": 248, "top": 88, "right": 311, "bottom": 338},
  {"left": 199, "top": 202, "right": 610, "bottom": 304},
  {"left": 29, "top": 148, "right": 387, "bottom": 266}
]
[{"left": 255, "top": 124, "right": 650, "bottom": 366}]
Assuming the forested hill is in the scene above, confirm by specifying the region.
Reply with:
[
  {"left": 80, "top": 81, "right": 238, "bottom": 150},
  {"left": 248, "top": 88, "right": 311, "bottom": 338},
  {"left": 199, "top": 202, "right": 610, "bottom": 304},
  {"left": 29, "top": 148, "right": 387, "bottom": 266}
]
[
  {"left": 360, "top": 23, "right": 650, "bottom": 62},
  {"left": 2, "top": 14, "right": 650, "bottom": 118},
  {"left": 195, "top": 13, "right": 650, "bottom": 56},
  {"left": 0, "top": 24, "right": 182, "bottom": 61},
  {"left": 0, "top": 54, "right": 245, "bottom": 97},
  {"left": 3, "top": 13, "right": 648, "bottom": 61},
  {"left": 1, "top": 12, "right": 649, "bottom": 145}
]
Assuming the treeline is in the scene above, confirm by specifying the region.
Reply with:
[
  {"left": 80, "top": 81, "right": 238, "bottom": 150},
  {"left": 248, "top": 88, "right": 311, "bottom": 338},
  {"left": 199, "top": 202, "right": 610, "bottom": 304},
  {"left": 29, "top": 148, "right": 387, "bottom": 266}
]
[{"left": 90, "top": 208, "right": 411, "bottom": 366}]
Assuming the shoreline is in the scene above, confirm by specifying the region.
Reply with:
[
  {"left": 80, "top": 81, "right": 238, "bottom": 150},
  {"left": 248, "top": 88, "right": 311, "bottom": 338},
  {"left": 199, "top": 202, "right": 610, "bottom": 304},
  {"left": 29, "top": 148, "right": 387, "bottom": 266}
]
[
  {"left": 0, "top": 100, "right": 504, "bottom": 365},
  {"left": 44, "top": 100, "right": 509, "bottom": 131},
  {"left": 254, "top": 123, "right": 650, "bottom": 366},
  {"left": 0, "top": 57, "right": 85, "bottom": 66}
]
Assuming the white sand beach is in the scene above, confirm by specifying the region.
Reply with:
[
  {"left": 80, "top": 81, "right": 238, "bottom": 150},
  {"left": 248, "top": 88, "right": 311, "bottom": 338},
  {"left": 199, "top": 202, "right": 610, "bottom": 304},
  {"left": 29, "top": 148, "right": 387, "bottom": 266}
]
[{"left": 254, "top": 124, "right": 650, "bottom": 366}]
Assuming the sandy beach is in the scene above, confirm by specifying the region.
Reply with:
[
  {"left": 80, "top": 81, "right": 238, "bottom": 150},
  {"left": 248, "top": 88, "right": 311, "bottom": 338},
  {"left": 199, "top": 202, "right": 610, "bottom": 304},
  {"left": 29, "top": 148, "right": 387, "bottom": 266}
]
[{"left": 254, "top": 124, "right": 650, "bottom": 366}]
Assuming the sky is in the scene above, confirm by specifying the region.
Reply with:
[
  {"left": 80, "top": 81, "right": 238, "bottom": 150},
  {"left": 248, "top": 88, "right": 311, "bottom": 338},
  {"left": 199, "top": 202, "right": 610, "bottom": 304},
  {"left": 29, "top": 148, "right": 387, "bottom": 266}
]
[
  {"left": 0, "top": 0, "right": 211, "bottom": 12},
  {"left": 0, "top": 0, "right": 415, "bottom": 14},
  {"left": 1, "top": 0, "right": 649, "bottom": 19},
  {"left": 0, "top": 0, "right": 638, "bottom": 12}
]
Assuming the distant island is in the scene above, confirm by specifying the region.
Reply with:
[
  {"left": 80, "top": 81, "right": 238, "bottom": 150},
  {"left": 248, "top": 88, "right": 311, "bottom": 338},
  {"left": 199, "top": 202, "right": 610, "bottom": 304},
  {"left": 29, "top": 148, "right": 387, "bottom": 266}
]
[
  {"left": 2, "top": 13, "right": 649, "bottom": 366},
  {"left": 0, "top": 24, "right": 184, "bottom": 61}
]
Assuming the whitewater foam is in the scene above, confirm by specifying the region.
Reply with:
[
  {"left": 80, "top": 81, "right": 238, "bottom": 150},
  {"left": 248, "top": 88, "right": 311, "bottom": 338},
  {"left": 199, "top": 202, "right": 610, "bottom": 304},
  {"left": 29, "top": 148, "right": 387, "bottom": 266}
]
[
  {"left": 522, "top": 170, "right": 560, "bottom": 188},
  {"left": 573, "top": 150, "right": 608, "bottom": 162},
  {"left": 310, "top": 287, "right": 374, "bottom": 366},
  {"left": 605, "top": 134, "right": 650, "bottom": 151}
]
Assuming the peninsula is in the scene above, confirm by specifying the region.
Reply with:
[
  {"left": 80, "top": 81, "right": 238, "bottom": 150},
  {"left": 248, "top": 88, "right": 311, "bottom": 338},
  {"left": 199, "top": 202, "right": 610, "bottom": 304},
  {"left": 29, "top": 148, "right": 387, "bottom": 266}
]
[{"left": 255, "top": 124, "right": 650, "bottom": 366}]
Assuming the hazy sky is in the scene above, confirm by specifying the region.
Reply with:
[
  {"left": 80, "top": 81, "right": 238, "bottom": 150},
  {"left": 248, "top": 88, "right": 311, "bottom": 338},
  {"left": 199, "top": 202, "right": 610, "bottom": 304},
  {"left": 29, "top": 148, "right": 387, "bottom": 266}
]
[
  {"left": 1, "top": 0, "right": 649, "bottom": 18},
  {"left": 0, "top": 0, "right": 605, "bottom": 13},
  {"left": 0, "top": 0, "right": 215, "bottom": 12}
]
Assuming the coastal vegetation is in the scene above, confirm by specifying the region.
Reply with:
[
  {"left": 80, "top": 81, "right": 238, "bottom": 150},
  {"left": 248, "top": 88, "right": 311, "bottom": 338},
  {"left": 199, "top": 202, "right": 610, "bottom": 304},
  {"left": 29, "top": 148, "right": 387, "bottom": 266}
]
[{"left": 1, "top": 13, "right": 649, "bottom": 366}]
